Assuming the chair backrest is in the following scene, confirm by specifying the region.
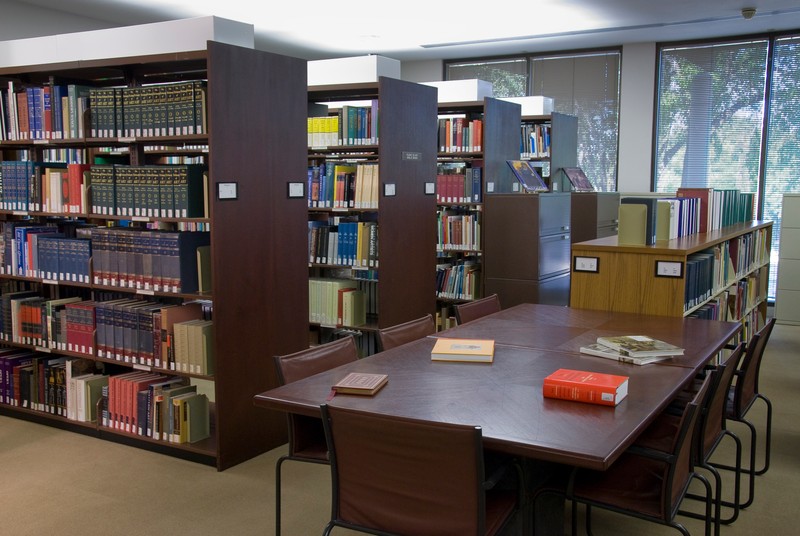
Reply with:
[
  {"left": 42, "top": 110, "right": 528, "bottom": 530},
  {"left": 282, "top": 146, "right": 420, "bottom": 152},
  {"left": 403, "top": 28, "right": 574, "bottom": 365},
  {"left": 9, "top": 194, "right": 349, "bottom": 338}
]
[
  {"left": 666, "top": 373, "right": 712, "bottom": 516},
  {"left": 321, "top": 403, "right": 491, "bottom": 536},
  {"left": 698, "top": 342, "right": 745, "bottom": 458},
  {"left": 274, "top": 336, "right": 359, "bottom": 386},
  {"left": 274, "top": 337, "right": 359, "bottom": 457},
  {"left": 454, "top": 294, "right": 501, "bottom": 325},
  {"left": 733, "top": 317, "right": 776, "bottom": 417},
  {"left": 377, "top": 314, "right": 435, "bottom": 352}
]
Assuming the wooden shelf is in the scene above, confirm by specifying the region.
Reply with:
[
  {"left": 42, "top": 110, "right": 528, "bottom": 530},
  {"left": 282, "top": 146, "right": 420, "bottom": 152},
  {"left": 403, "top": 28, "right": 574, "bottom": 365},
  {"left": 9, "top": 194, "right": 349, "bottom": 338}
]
[
  {"left": 0, "top": 42, "right": 309, "bottom": 470},
  {"left": 570, "top": 220, "right": 773, "bottom": 321}
]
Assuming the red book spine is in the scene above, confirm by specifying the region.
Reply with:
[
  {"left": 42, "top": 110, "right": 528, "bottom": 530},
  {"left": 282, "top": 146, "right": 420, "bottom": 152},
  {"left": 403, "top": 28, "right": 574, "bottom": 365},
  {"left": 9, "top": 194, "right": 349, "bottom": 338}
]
[{"left": 543, "top": 369, "right": 628, "bottom": 407}]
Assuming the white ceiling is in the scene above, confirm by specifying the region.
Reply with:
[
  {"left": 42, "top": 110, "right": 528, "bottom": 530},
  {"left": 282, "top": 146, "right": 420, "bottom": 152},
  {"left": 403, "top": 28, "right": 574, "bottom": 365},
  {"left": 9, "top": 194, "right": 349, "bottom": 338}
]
[{"left": 11, "top": 0, "right": 800, "bottom": 61}]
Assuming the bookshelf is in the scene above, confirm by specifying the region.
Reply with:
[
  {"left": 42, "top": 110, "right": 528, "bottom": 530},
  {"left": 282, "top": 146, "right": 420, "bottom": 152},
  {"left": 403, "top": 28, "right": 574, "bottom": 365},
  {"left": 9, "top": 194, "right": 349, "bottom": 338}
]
[
  {"left": 570, "top": 221, "right": 772, "bottom": 340},
  {"left": 434, "top": 97, "right": 520, "bottom": 327},
  {"left": 519, "top": 112, "right": 578, "bottom": 193},
  {"left": 0, "top": 41, "right": 309, "bottom": 470},
  {"left": 306, "top": 77, "right": 437, "bottom": 354}
]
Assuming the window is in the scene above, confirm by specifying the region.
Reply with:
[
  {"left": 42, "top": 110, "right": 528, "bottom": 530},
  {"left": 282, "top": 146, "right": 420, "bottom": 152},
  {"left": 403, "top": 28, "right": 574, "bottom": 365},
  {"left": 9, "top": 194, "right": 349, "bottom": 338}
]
[
  {"left": 654, "top": 34, "right": 800, "bottom": 299},
  {"left": 445, "top": 50, "right": 622, "bottom": 192},
  {"left": 531, "top": 51, "right": 620, "bottom": 193},
  {"left": 445, "top": 57, "right": 527, "bottom": 97}
]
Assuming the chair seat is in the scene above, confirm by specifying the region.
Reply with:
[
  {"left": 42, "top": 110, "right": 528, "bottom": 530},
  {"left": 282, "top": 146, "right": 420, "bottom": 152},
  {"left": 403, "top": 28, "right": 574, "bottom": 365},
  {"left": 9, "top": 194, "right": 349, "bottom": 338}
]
[
  {"left": 573, "top": 453, "right": 669, "bottom": 519},
  {"left": 292, "top": 442, "right": 329, "bottom": 462}
]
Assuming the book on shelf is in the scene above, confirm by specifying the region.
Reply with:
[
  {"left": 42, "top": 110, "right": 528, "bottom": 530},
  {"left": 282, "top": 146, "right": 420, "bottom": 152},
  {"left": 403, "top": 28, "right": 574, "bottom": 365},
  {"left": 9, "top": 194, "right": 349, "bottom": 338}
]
[
  {"left": 563, "top": 167, "right": 595, "bottom": 192},
  {"left": 506, "top": 160, "right": 548, "bottom": 193},
  {"left": 621, "top": 197, "right": 658, "bottom": 245},
  {"left": 431, "top": 338, "right": 495, "bottom": 363},
  {"left": 543, "top": 368, "right": 629, "bottom": 406},
  {"left": 332, "top": 372, "right": 388, "bottom": 396},
  {"left": 676, "top": 187, "right": 714, "bottom": 234},
  {"left": 595, "top": 335, "right": 684, "bottom": 358},
  {"left": 617, "top": 203, "right": 648, "bottom": 246},
  {"left": 579, "top": 343, "right": 673, "bottom": 365}
]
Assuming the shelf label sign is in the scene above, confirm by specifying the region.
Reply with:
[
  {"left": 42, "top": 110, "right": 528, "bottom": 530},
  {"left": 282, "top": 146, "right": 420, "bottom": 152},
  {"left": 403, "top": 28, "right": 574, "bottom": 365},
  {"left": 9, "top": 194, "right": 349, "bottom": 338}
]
[
  {"left": 402, "top": 151, "right": 422, "bottom": 161},
  {"left": 655, "top": 260, "right": 684, "bottom": 278}
]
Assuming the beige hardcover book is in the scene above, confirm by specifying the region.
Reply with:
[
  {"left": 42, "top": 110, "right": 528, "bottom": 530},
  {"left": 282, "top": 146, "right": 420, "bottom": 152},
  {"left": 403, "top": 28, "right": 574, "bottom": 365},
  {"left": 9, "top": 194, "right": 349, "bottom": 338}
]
[
  {"left": 431, "top": 338, "right": 495, "bottom": 363},
  {"left": 196, "top": 245, "right": 211, "bottom": 293},
  {"left": 617, "top": 203, "right": 647, "bottom": 245},
  {"left": 656, "top": 200, "right": 672, "bottom": 242}
]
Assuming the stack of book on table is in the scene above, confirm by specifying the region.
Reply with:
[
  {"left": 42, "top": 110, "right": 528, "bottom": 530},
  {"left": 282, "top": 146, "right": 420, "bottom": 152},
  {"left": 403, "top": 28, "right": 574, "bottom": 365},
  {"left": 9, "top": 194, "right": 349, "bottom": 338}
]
[{"left": 580, "top": 335, "right": 685, "bottom": 365}]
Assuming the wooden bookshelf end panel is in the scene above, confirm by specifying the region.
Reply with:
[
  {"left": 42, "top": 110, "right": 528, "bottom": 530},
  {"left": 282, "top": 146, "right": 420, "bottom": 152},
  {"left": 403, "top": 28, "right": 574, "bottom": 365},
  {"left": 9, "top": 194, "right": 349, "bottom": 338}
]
[{"left": 570, "top": 249, "right": 686, "bottom": 316}]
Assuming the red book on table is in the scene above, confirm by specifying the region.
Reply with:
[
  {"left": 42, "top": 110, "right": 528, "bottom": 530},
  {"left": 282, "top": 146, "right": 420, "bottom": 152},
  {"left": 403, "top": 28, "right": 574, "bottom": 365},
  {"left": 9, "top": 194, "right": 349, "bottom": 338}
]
[{"left": 543, "top": 368, "right": 629, "bottom": 407}]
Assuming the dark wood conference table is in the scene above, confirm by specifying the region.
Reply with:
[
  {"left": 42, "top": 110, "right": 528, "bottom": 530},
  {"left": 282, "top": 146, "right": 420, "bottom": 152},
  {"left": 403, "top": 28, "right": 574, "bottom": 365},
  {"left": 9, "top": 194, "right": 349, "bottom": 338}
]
[{"left": 254, "top": 303, "right": 740, "bottom": 471}]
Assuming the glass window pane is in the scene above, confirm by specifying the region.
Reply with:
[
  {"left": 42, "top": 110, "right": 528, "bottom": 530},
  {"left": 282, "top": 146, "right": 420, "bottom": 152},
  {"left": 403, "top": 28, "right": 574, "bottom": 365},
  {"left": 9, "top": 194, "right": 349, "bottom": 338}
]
[
  {"left": 532, "top": 51, "right": 620, "bottom": 192},
  {"left": 445, "top": 58, "right": 527, "bottom": 97},
  {"left": 764, "top": 35, "right": 800, "bottom": 299},
  {"left": 654, "top": 40, "right": 769, "bottom": 195}
]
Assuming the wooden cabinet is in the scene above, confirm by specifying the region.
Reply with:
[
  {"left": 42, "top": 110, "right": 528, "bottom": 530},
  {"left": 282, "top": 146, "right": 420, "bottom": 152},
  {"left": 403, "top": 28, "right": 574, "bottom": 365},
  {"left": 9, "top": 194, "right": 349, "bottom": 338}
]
[
  {"left": 307, "top": 77, "right": 437, "bottom": 352},
  {"left": 776, "top": 194, "right": 800, "bottom": 325},
  {"left": 484, "top": 192, "right": 572, "bottom": 307},
  {"left": 571, "top": 192, "right": 620, "bottom": 244},
  {"left": 0, "top": 42, "right": 309, "bottom": 470},
  {"left": 570, "top": 221, "right": 772, "bottom": 339}
]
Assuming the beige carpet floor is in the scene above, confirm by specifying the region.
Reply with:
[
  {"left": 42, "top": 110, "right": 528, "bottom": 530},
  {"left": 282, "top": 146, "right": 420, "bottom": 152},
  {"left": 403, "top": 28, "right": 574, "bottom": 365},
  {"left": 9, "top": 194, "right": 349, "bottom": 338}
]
[{"left": 1, "top": 322, "right": 798, "bottom": 535}]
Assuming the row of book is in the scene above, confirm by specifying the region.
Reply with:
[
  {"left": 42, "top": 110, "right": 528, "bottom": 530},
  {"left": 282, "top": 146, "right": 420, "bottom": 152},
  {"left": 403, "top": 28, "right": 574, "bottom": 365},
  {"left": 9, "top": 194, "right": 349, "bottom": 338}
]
[
  {"left": 0, "top": 81, "right": 208, "bottom": 142},
  {"left": 437, "top": 210, "right": 481, "bottom": 252},
  {"left": 91, "top": 163, "right": 208, "bottom": 219},
  {"left": 0, "top": 292, "right": 214, "bottom": 375},
  {"left": 307, "top": 102, "right": 379, "bottom": 147},
  {"left": 89, "top": 81, "right": 207, "bottom": 139},
  {"left": 6, "top": 227, "right": 92, "bottom": 283},
  {"left": 102, "top": 372, "right": 210, "bottom": 444},
  {"left": 1, "top": 82, "right": 90, "bottom": 141},
  {"left": 309, "top": 278, "right": 368, "bottom": 327},
  {"left": 436, "top": 262, "right": 481, "bottom": 301},
  {"left": 0, "top": 161, "right": 87, "bottom": 213},
  {"left": 0, "top": 221, "right": 211, "bottom": 294},
  {"left": 437, "top": 116, "right": 483, "bottom": 153},
  {"left": 0, "top": 351, "right": 102, "bottom": 419},
  {"left": 688, "top": 272, "right": 768, "bottom": 330},
  {"left": 308, "top": 162, "right": 379, "bottom": 210},
  {"left": 92, "top": 227, "right": 210, "bottom": 294},
  {"left": 435, "top": 163, "right": 483, "bottom": 204},
  {"left": 308, "top": 219, "right": 378, "bottom": 268},
  {"left": 0, "top": 351, "right": 210, "bottom": 444},
  {"left": 683, "top": 234, "right": 769, "bottom": 313},
  {"left": 620, "top": 188, "right": 758, "bottom": 246},
  {"left": 519, "top": 123, "right": 551, "bottom": 159},
  {"left": 0, "top": 161, "right": 208, "bottom": 219}
]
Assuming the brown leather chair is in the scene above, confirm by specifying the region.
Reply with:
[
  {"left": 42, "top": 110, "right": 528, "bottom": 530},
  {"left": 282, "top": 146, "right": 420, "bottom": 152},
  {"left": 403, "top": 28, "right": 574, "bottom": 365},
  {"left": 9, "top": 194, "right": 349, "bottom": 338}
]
[
  {"left": 715, "top": 317, "right": 776, "bottom": 509},
  {"left": 454, "top": 294, "right": 501, "bottom": 325},
  {"left": 567, "top": 374, "right": 714, "bottom": 536},
  {"left": 272, "top": 336, "right": 359, "bottom": 536},
  {"left": 376, "top": 313, "right": 435, "bottom": 351},
  {"left": 320, "top": 403, "right": 523, "bottom": 536},
  {"left": 636, "top": 343, "right": 745, "bottom": 533}
]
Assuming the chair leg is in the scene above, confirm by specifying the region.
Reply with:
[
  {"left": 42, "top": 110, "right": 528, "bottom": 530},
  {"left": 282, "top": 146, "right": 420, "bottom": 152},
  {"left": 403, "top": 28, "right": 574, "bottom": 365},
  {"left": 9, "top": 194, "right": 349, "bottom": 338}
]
[
  {"left": 571, "top": 499, "right": 579, "bottom": 536},
  {"left": 322, "top": 521, "right": 335, "bottom": 536},
  {"left": 712, "top": 419, "right": 757, "bottom": 509},
  {"left": 684, "top": 431, "right": 742, "bottom": 526},
  {"left": 754, "top": 395, "right": 772, "bottom": 475},
  {"left": 275, "top": 455, "right": 288, "bottom": 536},
  {"left": 584, "top": 504, "right": 594, "bottom": 536}
]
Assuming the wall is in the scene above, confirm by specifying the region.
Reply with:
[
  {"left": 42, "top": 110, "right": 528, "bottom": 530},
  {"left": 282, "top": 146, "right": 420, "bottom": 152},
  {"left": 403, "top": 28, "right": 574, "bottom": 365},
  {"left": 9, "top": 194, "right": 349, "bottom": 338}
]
[
  {"left": 0, "top": 0, "right": 113, "bottom": 40},
  {"left": 618, "top": 43, "right": 656, "bottom": 193}
]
